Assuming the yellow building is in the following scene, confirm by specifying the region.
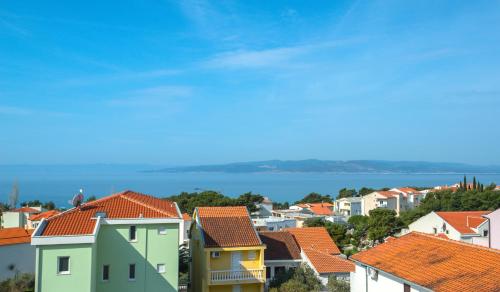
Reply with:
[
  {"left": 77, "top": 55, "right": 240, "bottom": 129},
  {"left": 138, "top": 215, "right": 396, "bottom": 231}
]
[{"left": 189, "top": 206, "right": 266, "bottom": 292}]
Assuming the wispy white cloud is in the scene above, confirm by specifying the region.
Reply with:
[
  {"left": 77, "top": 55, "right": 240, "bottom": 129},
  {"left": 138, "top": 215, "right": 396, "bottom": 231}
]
[
  {"left": 204, "top": 38, "right": 364, "bottom": 69},
  {"left": 61, "top": 69, "right": 181, "bottom": 87}
]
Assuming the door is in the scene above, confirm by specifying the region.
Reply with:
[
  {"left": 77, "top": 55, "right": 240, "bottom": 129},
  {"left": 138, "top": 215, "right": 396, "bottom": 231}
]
[
  {"left": 231, "top": 251, "right": 242, "bottom": 270},
  {"left": 232, "top": 285, "right": 241, "bottom": 292}
]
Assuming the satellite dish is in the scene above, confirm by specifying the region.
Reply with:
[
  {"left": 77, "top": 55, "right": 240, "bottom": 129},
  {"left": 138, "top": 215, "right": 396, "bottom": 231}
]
[{"left": 69, "top": 189, "right": 84, "bottom": 208}]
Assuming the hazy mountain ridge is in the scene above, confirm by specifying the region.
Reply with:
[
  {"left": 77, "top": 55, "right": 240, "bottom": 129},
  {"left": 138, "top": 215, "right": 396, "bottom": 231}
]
[{"left": 149, "top": 159, "right": 500, "bottom": 174}]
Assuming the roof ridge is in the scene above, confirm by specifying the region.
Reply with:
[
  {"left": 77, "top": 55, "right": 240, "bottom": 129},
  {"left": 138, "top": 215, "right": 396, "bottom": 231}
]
[
  {"left": 408, "top": 232, "right": 500, "bottom": 254},
  {"left": 119, "top": 192, "right": 177, "bottom": 217}
]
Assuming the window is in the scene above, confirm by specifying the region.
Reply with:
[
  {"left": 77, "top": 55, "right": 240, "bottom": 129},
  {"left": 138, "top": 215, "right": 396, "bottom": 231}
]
[
  {"left": 483, "top": 230, "right": 489, "bottom": 237},
  {"left": 157, "top": 264, "right": 166, "bottom": 273},
  {"left": 211, "top": 251, "right": 220, "bottom": 258},
  {"left": 248, "top": 251, "right": 256, "bottom": 260},
  {"left": 129, "top": 226, "right": 137, "bottom": 241},
  {"left": 404, "top": 283, "right": 411, "bottom": 292},
  {"left": 433, "top": 227, "right": 437, "bottom": 234},
  {"left": 129, "top": 264, "right": 136, "bottom": 281},
  {"left": 158, "top": 227, "right": 167, "bottom": 235},
  {"left": 57, "top": 257, "right": 70, "bottom": 275},
  {"left": 102, "top": 265, "right": 110, "bottom": 281}
]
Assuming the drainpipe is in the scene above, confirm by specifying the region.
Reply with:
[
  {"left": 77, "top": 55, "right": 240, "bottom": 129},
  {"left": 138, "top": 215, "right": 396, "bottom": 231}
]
[{"left": 365, "top": 265, "right": 369, "bottom": 292}]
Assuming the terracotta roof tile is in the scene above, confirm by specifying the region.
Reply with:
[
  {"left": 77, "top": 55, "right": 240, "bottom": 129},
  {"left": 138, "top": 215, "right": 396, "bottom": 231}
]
[
  {"left": 41, "top": 190, "right": 180, "bottom": 236},
  {"left": 10, "top": 207, "right": 40, "bottom": 213},
  {"left": 197, "top": 206, "right": 262, "bottom": 248},
  {"left": 307, "top": 203, "right": 334, "bottom": 215},
  {"left": 29, "top": 210, "right": 60, "bottom": 221},
  {"left": 285, "top": 227, "right": 340, "bottom": 254},
  {"left": 352, "top": 232, "right": 500, "bottom": 292},
  {"left": 376, "top": 191, "right": 399, "bottom": 198},
  {"left": 436, "top": 211, "right": 489, "bottom": 234},
  {"left": 0, "top": 228, "right": 33, "bottom": 246},
  {"left": 182, "top": 213, "right": 192, "bottom": 221},
  {"left": 303, "top": 248, "right": 354, "bottom": 273},
  {"left": 259, "top": 231, "right": 301, "bottom": 260}
]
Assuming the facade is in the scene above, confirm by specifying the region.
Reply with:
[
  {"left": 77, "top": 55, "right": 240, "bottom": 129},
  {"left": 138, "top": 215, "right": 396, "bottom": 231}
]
[
  {"left": 254, "top": 197, "right": 273, "bottom": 217},
  {"left": 258, "top": 231, "right": 301, "bottom": 286},
  {"left": 285, "top": 227, "right": 354, "bottom": 285},
  {"left": 0, "top": 227, "right": 35, "bottom": 281},
  {"left": 181, "top": 213, "right": 192, "bottom": 244},
  {"left": 1, "top": 206, "right": 42, "bottom": 228},
  {"left": 271, "top": 209, "right": 314, "bottom": 228},
  {"left": 31, "top": 190, "right": 182, "bottom": 292},
  {"left": 483, "top": 208, "right": 500, "bottom": 249},
  {"left": 251, "top": 217, "right": 296, "bottom": 232},
  {"left": 408, "top": 211, "right": 490, "bottom": 244},
  {"left": 190, "top": 206, "right": 266, "bottom": 292},
  {"left": 362, "top": 188, "right": 423, "bottom": 216},
  {"left": 334, "top": 197, "right": 362, "bottom": 217},
  {"left": 290, "top": 202, "right": 334, "bottom": 216},
  {"left": 351, "top": 232, "right": 500, "bottom": 292}
]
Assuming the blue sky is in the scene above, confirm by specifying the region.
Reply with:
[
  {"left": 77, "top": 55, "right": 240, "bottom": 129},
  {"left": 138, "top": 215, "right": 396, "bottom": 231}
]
[{"left": 1, "top": 0, "right": 500, "bottom": 165}]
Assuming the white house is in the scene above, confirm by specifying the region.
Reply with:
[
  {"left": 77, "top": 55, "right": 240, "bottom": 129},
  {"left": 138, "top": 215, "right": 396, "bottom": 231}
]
[
  {"left": 408, "top": 211, "right": 490, "bottom": 244},
  {"left": 351, "top": 232, "right": 500, "bottom": 292},
  {"left": 480, "top": 208, "right": 500, "bottom": 249},
  {"left": 1, "top": 207, "right": 41, "bottom": 229},
  {"left": 0, "top": 227, "right": 35, "bottom": 281},
  {"left": 334, "top": 197, "right": 362, "bottom": 217},
  {"left": 252, "top": 216, "right": 296, "bottom": 232}
]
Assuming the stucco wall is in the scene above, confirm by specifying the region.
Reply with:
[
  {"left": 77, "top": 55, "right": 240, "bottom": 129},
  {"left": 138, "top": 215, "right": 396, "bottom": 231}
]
[
  {"left": 95, "top": 223, "right": 178, "bottom": 292},
  {"left": 1, "top": 212, "right": 23, "bottom": 228},
  {"left": 351, "top": 264, "right": 429, "bottom": 292},
  {"left": 36, "top": 243, "right": 95, "bottom": 292},
  {"left": 409, "top": 212, "right": 461, "bottom": 240},
  {"left": 486, "top": 209, "right": 500, "bottom": 249},
  {"left": 0, "top": 243, "right": 35, "bottom": 281}
]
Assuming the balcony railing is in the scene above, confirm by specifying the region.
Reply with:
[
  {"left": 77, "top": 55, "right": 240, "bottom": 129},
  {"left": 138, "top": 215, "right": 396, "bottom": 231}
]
[{"left": 209, "top": 269, "right": 265, "bottom": 284}]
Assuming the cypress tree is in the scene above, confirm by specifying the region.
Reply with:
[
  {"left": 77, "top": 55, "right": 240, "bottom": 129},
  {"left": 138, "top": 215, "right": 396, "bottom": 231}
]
[
  {"left": 473, "top": 176, "right": 477, "bottom": 190},
  {"left": 464, "top": 175, "right": 467, "bottom": 190}
]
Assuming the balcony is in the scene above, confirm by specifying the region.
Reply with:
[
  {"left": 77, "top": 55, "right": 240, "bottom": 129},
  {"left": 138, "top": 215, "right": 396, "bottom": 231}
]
[{"left": 209, "top": 269, "right": 265, "bottom": 285}]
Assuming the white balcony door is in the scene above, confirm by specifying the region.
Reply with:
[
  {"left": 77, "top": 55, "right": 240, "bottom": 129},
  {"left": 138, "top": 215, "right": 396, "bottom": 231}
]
[{"left": 231, "top": 251, "right": 242, "bottom": 270}]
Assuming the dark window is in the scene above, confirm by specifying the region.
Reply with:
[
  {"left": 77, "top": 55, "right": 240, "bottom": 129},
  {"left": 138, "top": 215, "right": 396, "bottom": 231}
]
[
  {"left": 129, "top": 264, "right": 136, "bottom": 280},
  {"left": 484, "top": 230, "right": 488, "bottom": 237},
  {"left": 433, "top": 228, "right": 437, "bottom": 234},
  {"left": 129, "top": 226, "right": 137, "bottom": 241},
  {"left": 102, "top": 265, "right": 109, "bottom": 281},
  {"left": 58, "top": 257, "right": 70, "bottom": 274},
  {"left": 266, "top": 267, "right": 271, "bottom": 278},
  {"left": 404, "top": 283, "right": 411, "bottom": 292}
]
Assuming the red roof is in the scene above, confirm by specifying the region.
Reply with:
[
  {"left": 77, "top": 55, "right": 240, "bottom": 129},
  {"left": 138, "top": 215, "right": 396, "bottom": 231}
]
[
  {"left": 0, "top": 228, "right": 33, "bottom": 246},
  {"left": 351, "top": 232, "right": 500, "bottom": 292},
  {"left": 41, "top": 191, "right": 180, "bottom": 236},
  {"left": 10, "top": 207, "right": 40, "bottom": 213},
  {"left": 29, "top": 210, "right": 60, "bottom": 221},
  {"left": 259, "top": 231, "right": 301, "bottom": 260},
  {"left": 307, "top": 203, "right": 334, "bottom": 215},
  {"left": 395, "top": 187, "right": 418, "bottom": 193},
  {"left": 375, "top": 191, "right": 399, "bottom": 198},
  {"left": 196, "top": 206, "right": 262, "bottom": 248},
  {"left": 436, "top": 211, "right": 489, "bottom": 234},
  {"left": 285, "top": 227, "right": 340, "bottom": 254},
  {"left": 182, "top": 213, "right": 192, "bottom": 221},
  {"left": 285, "top": 227, "right": 353, "bottom": 273}
]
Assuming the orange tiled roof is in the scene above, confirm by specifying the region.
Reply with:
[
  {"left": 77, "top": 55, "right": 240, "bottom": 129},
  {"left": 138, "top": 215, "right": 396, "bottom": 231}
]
[
  {"left": 396, "top": 187, "right": 418, "bottom": 193},
  {"left": 436, "top": 211, "right": 489, "bottom": 234},
  {"left": 375, "top": 191, "right": 399, "bottom": 198},
  {"left": 29, "top": 210, "right": 60, "bottom": 221},
  {"left": 10, "top": 207, "right": 40, "bottom": 213},
  {"left": 182, "top": 213, "right": 192, "bottom": 221},
  {"left": 351, "top": 232, "right": 500, "bottom": 292},
  {"left": 197, "top": 206, "right": 262, "bottom": 248},
  {"left": 0, "top": 228, "right": 33, "bottom": 246},
  {"left": 303, "top": 248, "right": 354, "bottom": 273},
  {"left": 285, "top": 227, "right": 340, "bottom": 254},
  {"left": 41, "top": 190, "right": 180, "bottom": 236},
  {"left": 259, "top": 231, "right": 301, "bottom": 260},
  {"left": 307, "top": 203, "right": 334, "bottom": 215}
]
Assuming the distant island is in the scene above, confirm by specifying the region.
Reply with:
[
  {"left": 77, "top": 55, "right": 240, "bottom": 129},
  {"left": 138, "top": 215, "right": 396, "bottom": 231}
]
[{"left": 146, "top": 159, "right": 500, "bottom": 174}]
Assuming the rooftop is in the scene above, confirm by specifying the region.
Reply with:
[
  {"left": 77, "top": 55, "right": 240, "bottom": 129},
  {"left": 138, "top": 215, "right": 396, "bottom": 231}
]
[
  {"left": 0, "top": 228, "right": 33, "bottom": 246},
  {"left": 196, "top": 206, "right": 262, "bottom": 248},
  {"left": 9, "top": 207, "right": 40, "bottom": 213},
  {"left": 285, "top": 227, "right": 340, "bottom": 254},
  {"left": 351, "top": 232, "right": 500, "bottom": 292},
  {"left": 436, "top": 211, "right": 489, "bottom": 234},
  {"left": 40, "top": 190, "right": 180, "bottom": 236},
  {"left": 259, "top": 231, "right": 301, "bottom": 261},
  {"left": 29, "top": 210, "right": 60, "bottom": 221}
]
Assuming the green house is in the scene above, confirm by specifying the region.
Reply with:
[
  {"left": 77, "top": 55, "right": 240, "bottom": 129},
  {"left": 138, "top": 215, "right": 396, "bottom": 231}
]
[{"left": 31, "top": 191, "right": 182, "bottom": 292}]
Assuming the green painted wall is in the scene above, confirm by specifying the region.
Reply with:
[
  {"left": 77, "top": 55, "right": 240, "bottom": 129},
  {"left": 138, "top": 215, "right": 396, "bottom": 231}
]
[
  {"left": 37, "top": 244, "right": 95, "bottom": 292},
  {"left": 95, "top": 224, "right": 178, "bottom": 292}
]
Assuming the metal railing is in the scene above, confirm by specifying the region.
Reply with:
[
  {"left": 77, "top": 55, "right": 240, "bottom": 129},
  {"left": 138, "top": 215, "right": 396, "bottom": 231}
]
[{"left": 210, "top": 269, "right": 265, "bottom": 283}]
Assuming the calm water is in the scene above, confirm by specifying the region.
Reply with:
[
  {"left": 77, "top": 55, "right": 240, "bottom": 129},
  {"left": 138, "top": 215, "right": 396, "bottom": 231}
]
[{"left": 1, "top": 165, "right": 499, "bottom": 207}]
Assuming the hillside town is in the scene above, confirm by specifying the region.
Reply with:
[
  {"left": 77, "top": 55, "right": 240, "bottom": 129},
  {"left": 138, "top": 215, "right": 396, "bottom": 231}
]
[{"left": 0, "top": 180, "right": 499, "bottom": 292}]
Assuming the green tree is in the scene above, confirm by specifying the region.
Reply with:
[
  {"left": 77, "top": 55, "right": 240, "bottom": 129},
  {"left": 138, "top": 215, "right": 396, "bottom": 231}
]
[
  {"left": 304, "top": 217, "right": 325, "bottom": 227},
  {"left": 295, "top": 192, "right": 333, "bottom": 204},
  {"left": 85, "top": 196, "right": 97, "bottom": 203},
  {"left": 0, "top": 273, "right": 35, "bottom": 292},
  {"left": 367, "top": 209, "right": 401, "bottom": 242},
  {"left": 337, "top": 188, "right": 357, "bottom": 199},
  {"left": 359, "top": 187, "right": 375, "bottom": 196},
  {"left": 234, "top": 192, "right": 264, "bottom": 213},
  {"left": 327, "top": 276, "right": 350, "bottom": 292}
]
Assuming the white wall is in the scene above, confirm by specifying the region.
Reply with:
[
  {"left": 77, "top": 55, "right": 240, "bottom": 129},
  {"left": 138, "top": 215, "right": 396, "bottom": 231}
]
[
  {"left": 0, "top": 243, "right": 36, "bottom": 280},
  {"left": 408, "top": 212, "right": 462, "bottom": 240},
  {"left": 351, "top": 263, "right": 429, "bottom": 292}
]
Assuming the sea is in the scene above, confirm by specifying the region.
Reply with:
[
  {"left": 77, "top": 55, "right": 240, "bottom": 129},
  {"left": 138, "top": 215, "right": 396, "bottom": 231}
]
[{"left": 1, "top": 165, "right": 499, "bottom": 208}]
